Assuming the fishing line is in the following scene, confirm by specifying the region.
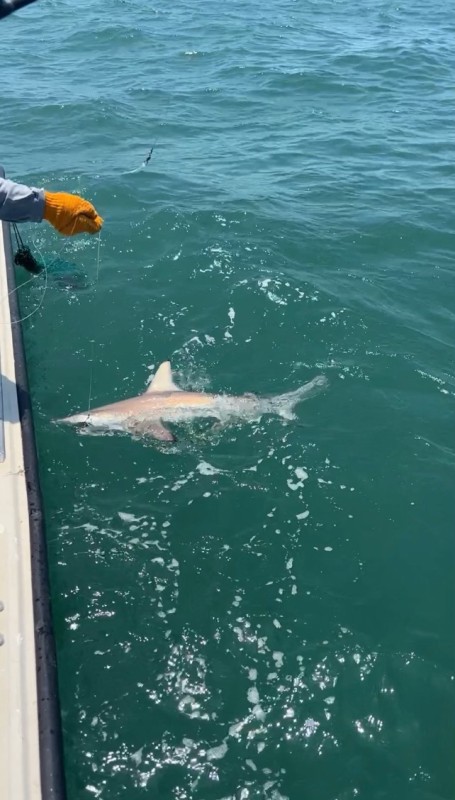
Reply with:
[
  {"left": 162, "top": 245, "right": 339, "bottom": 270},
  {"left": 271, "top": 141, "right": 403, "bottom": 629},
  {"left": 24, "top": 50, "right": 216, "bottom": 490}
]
[
  {"left": 95, "top": 227, "right": 101, "bottom": 283},
  {"left": 0, "top": 230, "right": 55, "bottom": 326},
  {"left": 86, "top": 230, "right": 101, "bottom": 413},
  {"left": 10, "top": 246, "right": 48, "bottom": 325},
  {"left": 87, "top": 339, "right": 95, "bottom": 413}
]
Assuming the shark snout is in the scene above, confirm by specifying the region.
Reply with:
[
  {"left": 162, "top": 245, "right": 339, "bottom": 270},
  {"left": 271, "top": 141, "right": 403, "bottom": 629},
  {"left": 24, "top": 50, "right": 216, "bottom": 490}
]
[{"left": 57, "top": 412, "right": 92, "bottom": 428}]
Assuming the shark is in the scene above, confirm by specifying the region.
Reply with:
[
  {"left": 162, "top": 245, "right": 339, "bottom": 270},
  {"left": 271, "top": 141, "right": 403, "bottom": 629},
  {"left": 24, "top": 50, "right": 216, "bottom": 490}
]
[{"left": 58, "top": 361, "right": 328, "bottom": 442}]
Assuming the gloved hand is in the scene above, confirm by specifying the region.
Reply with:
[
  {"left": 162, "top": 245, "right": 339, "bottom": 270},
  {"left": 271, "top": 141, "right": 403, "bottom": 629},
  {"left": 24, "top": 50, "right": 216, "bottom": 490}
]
[{"left": 43, "top": 191, "right": 103, "bottom": 236}]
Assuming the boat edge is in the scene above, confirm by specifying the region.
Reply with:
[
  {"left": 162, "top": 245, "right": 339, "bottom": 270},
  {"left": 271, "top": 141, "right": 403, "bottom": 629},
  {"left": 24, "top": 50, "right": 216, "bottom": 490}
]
[{"left": 1, "top": 168, "right": 67, "bottom": 800}]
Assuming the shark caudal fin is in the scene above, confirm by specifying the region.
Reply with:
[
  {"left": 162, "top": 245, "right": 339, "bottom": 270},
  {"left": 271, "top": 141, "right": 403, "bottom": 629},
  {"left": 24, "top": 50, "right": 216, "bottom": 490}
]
[{"left": 271, "top": 375, "right": 328, "bottom": 420}]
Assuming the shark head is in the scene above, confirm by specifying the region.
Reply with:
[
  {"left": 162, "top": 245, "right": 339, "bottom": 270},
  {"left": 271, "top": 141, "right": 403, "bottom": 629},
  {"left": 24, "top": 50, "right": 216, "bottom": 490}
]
[
  {"left": 58, "top": 410, "right": 127, "bottom": 434},
  {"left": 57, "top": 362, "right": 182, "bottom": 440}
]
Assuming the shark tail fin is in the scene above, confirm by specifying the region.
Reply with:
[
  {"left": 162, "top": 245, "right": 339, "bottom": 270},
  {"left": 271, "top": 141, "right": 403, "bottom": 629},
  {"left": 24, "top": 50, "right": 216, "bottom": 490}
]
[{"left": 272, "top": 375, "right": 328, "bottom": 420}]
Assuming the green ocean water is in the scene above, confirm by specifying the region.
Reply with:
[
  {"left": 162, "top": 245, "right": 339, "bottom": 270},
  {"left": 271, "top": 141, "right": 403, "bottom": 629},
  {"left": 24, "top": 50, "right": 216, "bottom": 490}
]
[{"left": 2, "top": 0, "right": 455, "bottom": 797}]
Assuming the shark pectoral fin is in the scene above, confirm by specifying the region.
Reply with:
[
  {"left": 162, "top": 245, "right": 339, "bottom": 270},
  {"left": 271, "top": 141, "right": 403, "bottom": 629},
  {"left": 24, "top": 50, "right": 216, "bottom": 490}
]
[
  {"left": 129, "top": 418, "right": 175, "bottom": 441},
  {"left": 146, "top": 421, "right": 176, "bottom": 442},
  {"left": 146, "top": 361, "right": 181, "bottom": 393},
  {"left": 211, "top": 421, "right": 225, "bottom": 433}
]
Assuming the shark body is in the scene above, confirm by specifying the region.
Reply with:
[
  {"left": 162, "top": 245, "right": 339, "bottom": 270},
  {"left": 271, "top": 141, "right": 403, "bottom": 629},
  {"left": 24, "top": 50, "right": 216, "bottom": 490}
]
[{"left": 59, "top": 361, "right": 328, "bottom": 442}]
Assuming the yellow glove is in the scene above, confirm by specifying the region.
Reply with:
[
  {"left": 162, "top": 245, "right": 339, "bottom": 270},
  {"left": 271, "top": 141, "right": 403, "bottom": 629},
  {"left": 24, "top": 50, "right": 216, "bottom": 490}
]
[{"left": 43, "top": 191, "right": 103, "bottom": 236}]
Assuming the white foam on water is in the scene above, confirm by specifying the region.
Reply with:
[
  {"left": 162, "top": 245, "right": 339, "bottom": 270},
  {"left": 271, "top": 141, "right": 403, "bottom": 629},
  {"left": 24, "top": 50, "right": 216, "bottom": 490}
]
[
  {"left": 286, "top": 558, "right": 293, "bottom": 570},
  {"left": 118, "top": 511, "right": 145, "bottom": 523},
  {"left": 273, "top": 619, "right": 281, "bottom": 629},
  {"left": 247, "top": 686, "right": 260, "bottom": 704},
  {"left": 268, "top": 291, "right": 286, "bottom": 306},
  {"left": 233, "top": 627, "right": 244, "bottom": 642},
  {"left": 253, "top": 704, "right": 265, "bottom": 720},
  {"left": 77, "top": 523, "right": 98, "bottom": 532},
  {"left": 287, "top": 479, "right": 303, "bottom": 491},
  {"left": 417, "top": 369, "right": 453, "bottom": 396},
  {"left": 86, "top": 786, "right": 102, "bottom": 797},
  {"left": 246, "top": 759, "right": 257, "bottom": 771},
  {"left": 248, "top": 668, "right": 258, "bottom": 681},
  {"left": 294, "top": 467, "right": 308, "bottom": 481},
  {"left": 302, "top": 718, "right": 320, "bottom": 738},
  {"left": 171, "top": 472, "right": 194, "bottom": 492},
  {"left": 273, "top": 652, "right": 284, "bottom": 668},
  {"left": 206, "top": 741, "right": 228, "bottom": 761},
  {"left": 297, "top": 510, "right": 309, "bottom": 520},
  {"left": 229, "top": 717, "right": 250, "bottom": 738},
  {"left": 131, "top": 746, "right": 143, "bottom": 765},
  {"left": 197, "top": 461, "right": 221, "bottom": 476}
]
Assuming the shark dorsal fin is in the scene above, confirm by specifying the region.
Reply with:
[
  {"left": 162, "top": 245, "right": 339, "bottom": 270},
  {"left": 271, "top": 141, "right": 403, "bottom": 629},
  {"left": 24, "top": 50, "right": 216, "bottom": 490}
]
[{"left": 146, "top": 361, "right": 180, "bottom": 393}]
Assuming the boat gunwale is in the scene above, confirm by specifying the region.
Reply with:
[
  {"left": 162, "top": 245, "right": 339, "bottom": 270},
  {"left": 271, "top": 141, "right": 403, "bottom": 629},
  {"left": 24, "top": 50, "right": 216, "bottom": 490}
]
[{"left": 1, "top": 165, "right": 67, "bottom": 800}]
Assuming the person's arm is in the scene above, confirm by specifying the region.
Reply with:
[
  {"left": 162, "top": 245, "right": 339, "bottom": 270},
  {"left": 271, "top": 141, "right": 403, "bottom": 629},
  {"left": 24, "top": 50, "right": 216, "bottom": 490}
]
[
  {"left": 0, "top": 176, "right": 44, "bottom": 223},
  {"left": 0, "top": 177, "right": 103, "bottom": 235}
]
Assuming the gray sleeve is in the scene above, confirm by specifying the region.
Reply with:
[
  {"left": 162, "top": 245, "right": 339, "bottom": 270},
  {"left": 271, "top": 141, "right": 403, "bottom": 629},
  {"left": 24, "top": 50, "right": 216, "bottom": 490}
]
[{"left": 0, "top": 177, "right": 45, "bottom": 223}]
